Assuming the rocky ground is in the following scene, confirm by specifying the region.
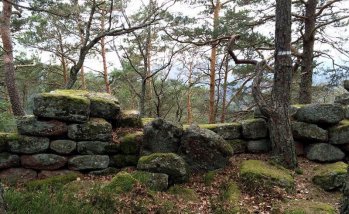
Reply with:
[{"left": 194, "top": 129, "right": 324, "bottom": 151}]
[{"left": 2, "top": 153, "right": 344, "bottom": 214}]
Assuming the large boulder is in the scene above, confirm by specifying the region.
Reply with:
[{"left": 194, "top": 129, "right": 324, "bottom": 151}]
[
  {"left": 335, "top": 93, "right": 349, "bottom": 105},
  {"left": 68, "top": 118, "right": 112, "bottom": 141},
  {"left": 241, "top": 119, "right": 268, "bottom": 139},
  {"left": 17, "top": 115, "right": 68, "bottom": 137},
  {"left": 50, "top": 140, "right": 76, "bottom": 154},
  {"left": 142, "top": 118, "right": 183, "bottom": 154},
  {"left": 0, "top": 153, "right": 20, "bottom": 169},
  {"left": 118, "top": 132, "right": 143, "bottom": 155},
  {"left": 312, "top": 162, "right": 348, "bottom": 191},
  {"left": 292, "top": 121, "right": 328, "bottom": 142},
  {"left": 246, "top": 139, "right": 271, "bottom": 153},
  {"left": 87, "top": 92, "right": 120, "bottom": 120},
  {"left": 137, "top": 153, "right": 188, "bottom": 183},
  {"left": 77, "top": 141, "right": 115, "bottom": 154},
  {"left": 114, "top": 110, "right": 143, "bottom": 128},
  {"left": 240, "top": 160, "right": 295, "bottom": 193},
  {"left": 68, "top": 155, "right": 109, "bottom": 170},
  {"left": 21, "top": 154, "right": 67, "bottom": 170},
  {"left": 329, "top": 120, "right": 349, "bottom": 145},
  {"left": 227, "top": 139, "right": 247, "bottom": 154},
  {"left": 7, "top": 135, "right": 49, "bottom": 154},
  {"left": 179, "top": 125, "right": 233, "bottom": 171},
  {"left": 33, "top": 90, "right": 90, "bottom": 123},
  {"left": 295, "top": 104, "right": 344, "bottom": 125},
  {"left": 131, "top": 171, "right": 169, "bottom": 191},
  {"left": 0, "top": 168, "right": 37, "bottom": 184},
  {"left": 198, "top": 123, "right": 242, "bottom": 140},
  {"left": 306, "top": 143, "right": 345, "bottom": 162}
]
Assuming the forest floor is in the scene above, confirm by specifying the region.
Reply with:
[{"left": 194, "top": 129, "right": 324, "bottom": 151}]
[{"left": 3, "top": 153, "right": 342, "bottom": 214}]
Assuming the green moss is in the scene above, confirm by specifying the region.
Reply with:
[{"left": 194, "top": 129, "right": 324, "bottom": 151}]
[
  {"left": 312, "top": 162, "right": 348, "bottom": 191},
  {"left": 223, "top": 182, "right": 240, "bottom": 205},
  {"left": 292, "top": 104, "right": 306, "bottom": 108},
  {"left": 41, "top": 90, "right": 90, "bottom": 105},
  {"left": 141, "top": 118, "right": 155, "bottom": 125},
  {"left": 240, "top": 160, "right": 295, "bottom": 192},
  {"left": 334, "top": 119, "right": 349, "bottom": 129},
  {"left": 88, "top": 92, "right": 119, "bottom": 105},
  {"left": 102, "top": 172, "right": 137, "bottom": 194},
  {"left": 131, "top": 171, "right": 168, "bottom": 191},
  {"left": 198, "top": 123, "right": 240, "bottom": 130},
  {"left": 314, "top": 162, "right": 347, "bottom": 176},
  {"left": 203, "top": 171, "right": 217, "bottom": 185},
  {"left": 283, "top": 200, "right": 336, "bottom": 214},
  {"left": 138, "top": 152, "right": 178, "bottom": 164},
  {"left": 26, "top": 173, "right": 79, "bottom": 191},
  {"left": 168, "top": 185, "right": 198, "bottom": 201},
  {"left": 119, "top": 131, "right": 143, "bottom": 154}
]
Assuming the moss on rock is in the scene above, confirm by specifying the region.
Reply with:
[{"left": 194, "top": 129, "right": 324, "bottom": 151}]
[
  {"left": 102, "top": 171, "right": 137, "bottom": 194},
  {"left": 240, "top": 160, "right": 295, "bottom": 193},
  {"left": 312, "top": 161, "right": 348, "bottom": 191},
  {"left": 281, "top": 200, "right": 336, "bottom": 214},
  {"left": 329, "top": 119, "right": 349, "bottom": 145},
  {"left": 131, "top": 171, "right": 168, "bottom": 191},
  {"left": 68, "top": 118, "right": 112, "bottom": 141},
  {"left": 168, "top": 185, "right": 198, "bottom": 201},
  {"left": 119, "top": 131, "right": 143, "bottom": 154}
]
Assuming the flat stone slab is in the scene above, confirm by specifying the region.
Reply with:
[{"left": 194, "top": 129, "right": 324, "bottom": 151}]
[
  {"left": 329, "top": 120, "right": 349, "bottom": 145},
  {"left": 87, "top": 92, "right": 120, "bottom": 120},
  {"left": 114, "top": 110, "right": 142, "bottom": 128},
  {"left": 295, "top": 104, "right": 344, "bottom": 125},
  {"left": 197, "top": 123, "right": 242, "bottom": 140},
  {"left": 306, "top": 143, "right": 345, "bottom": 162},
  {"left": 77, "top": 141, "right": 114, "bottom": 154},
  {"left": 50, "top": 140, "right": 76, "bottom": 154},
  {"left": 68, "top": 118, "right": 112, "bottom": 141},
  {"left": 119, "top": 132, "right": 143, "bottom": 155},
  {"left": 7, "top": 135, "right": 49, "bottom": 154},
  {"left": 33, "top": 90, "right": 90, "bottom": 123},
  {"left": 312, "top": 162, "right": 348, "bottom": 191},
  {"left": 21, "top": 154, "right": 67, "bottom": 170},
  {"left": 17, "top": 115, "right": 68, "bottom": 137},
  {"left": 0, "top": 168, "right": 37, "bottom": 184},
  {"left": 247, "top": 139, "right": 271, "bottom": 153},
  {"left": 0, "top": 153, "right": 20, "bottom": 169},
  {"left": 241, "top": 119, "right": 268, "bottom": 139},
  {"left": 68, "top": 155, "right": 109, "bottom": 170},
  {"left": 292, "top": 121, "right": 328, "bottom": 142}
]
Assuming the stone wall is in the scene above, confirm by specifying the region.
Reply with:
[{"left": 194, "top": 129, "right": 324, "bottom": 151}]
[{"left": 0, "top": 90, "right": 142, "bottom": 184}]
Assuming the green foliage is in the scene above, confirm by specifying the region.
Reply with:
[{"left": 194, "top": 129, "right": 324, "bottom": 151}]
[
  {"left": 102, "top": 172, "right": 137, "bottom": 194},
  {"left": 168, "top": 185, "right": 198, "bottom": 201},
  {"left": 26, "top": 173, "right": 79, "bottom": 191},
  {"left": 0, "top": 101, "right": 16, "bottom": 132}
]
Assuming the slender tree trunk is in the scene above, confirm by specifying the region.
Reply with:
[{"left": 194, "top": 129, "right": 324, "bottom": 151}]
[
  {"left": 145, "top": 27, "right": 153, "bottom": 117},
  {"left": 0, "top": 1, "right": 25, "bottom": 116},
  {"left": 80, "top": 66, "right": 86, "bottom": 89},
  {"left": 140, "top": 78, "right": 147, "bottom": 117},
  {"left": 74, "top": 0, "right": 86, "bottom": 90},
  {"left": 187, "top": 60, "right": 193, "bottom": 124},
  {"left": 270, "top": 0, "right": 297, "bottom": 168},
  {"left": 100, "top": 10, "right": 111, "bottom": 94},
  {"left": 299, "top": 0, "right": 317, "bottom": 104},
  {"left": 220, "top": 55, "right": 229, "bottom": 123},
  {"left": 58, "top": 32, "right": 68, "bottom": 84},
  {"left": 208, "top": 0, "right": 221, "bottom": 123}
]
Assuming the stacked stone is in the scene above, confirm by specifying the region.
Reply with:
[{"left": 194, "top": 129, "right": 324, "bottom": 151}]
[{"left": 0, "top": 90, "right": 142, "bottom": 183}]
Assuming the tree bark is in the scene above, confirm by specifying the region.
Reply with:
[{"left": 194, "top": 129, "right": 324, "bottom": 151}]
[
  {"left": 270, "top": 0, "right": 297, "bottom": 168},
  {"left": 187, "top": 60, "right": 193, "bottom": 124},
  {"left": 1, "top": 0, "right": 25, "bottom": 116},
  {"left": 208, "top": 0, "right": 221, "bottom": 124},
  {"left": 100, "top": 10, "right": 111, "bottom": 94},
  {"left": 220, "top": 55, "right": 229, "bottom": 123},
  {"left": 299, "top": 0, "right": 318, "bottom": 104},
  {"left": 58, "top": 32, "right": 68, "bottom": 84},
  {"left": 140, "top": 78, "right": 147, "bottom": 117}
]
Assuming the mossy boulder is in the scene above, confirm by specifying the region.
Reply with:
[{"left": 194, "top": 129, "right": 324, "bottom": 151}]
[
  {"left": 50, "top": 140, "right": 76, "bottom": 154},
  {"left": 312, "top": 161, "right": 348, "bottom": 191},
  {"left": 198, "top": 123, "right": 242, "bottom": 140},
  {"left": 306, "top": 143, "right": 345, "bottom": 162},
  {"left": 114, "top": 110, "right": 142, "bottom": 128},
  {"left": 227, "top": 139, "right": 247, "bottom": 154},
  {"left": 292, "top": 121, "right": 328, "bottom": 142},
  {"left": 33, "top": 90, "right": 90, "bottom": 123},
  {"left": 0, "top": 133, "right": 18, "bottom": 152},
  {"left": 137, "top": 153, "right": 188, "bottom": 184},
  {"left": 109, "top": 154, "right": 139, "bottom": 168},
  {"left": 167, "top": 185, "right": 198, "bottom": 201},
  {"left": 132, "top": 171, "right": 169, "bottom": 191},
  {"left": 0, "top": 153, "right": 19, "bottom": 169},
  {"left": 179, "top": 125, "right": 233, "bottom": 171},
  {"left": 102, "top": 171, "right": 137, "bottom": 194},
  {"left": 16, "top": 115, "right": 68, "bottom": 137},
  {"left": 280, "top": 200, "right": 336, "bottom": 214},
  {"left": 21, "top": 154, "right": 67, "bottom": 170},
  {"left": 87, "top": 92, "right": 120, "bottom": 120},
  {"left": 142, "top": 118, "right": 183, "bottom": 154},
  {"left": 7, "top": 135, "right": 49, "bottom": 154},
  {"left": 240, "top": 160, "right": 295, "bottom": 192},
  {"left": 68, "top": 118, "right": 112, "bottom": 141},
  {"left": 77, "top": 141, "right": 115, "bottom": 154},
  {"left": 119, "top": 132, "right": 143, "bottom": 154},
  {"left": 247, "top": 139, "right": 271, "bottom": 153},
  {"left": 329, "top": 120, "right": 349, "bottom": 145},
  {"left": 0, "top": 168, "right": 37, "bottom": 184},
  {"left": 295, "top": 104, "right": 344, "bottom": 125},
  {"left": 241, "top": 118, "right": 268, "bottom": 139},
  {"left": 68, "top": 155, "right": 109, "bottom": 170},
  {"left": 26, "top": 172, "right": 79, "bottom": 191}
]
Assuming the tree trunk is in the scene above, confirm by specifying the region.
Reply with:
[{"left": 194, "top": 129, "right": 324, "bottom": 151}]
[
  {"left": 139, "top": 78, "right": 147, "bottom": 117},
  {"left": 299, "top": 0, "right": 317, "bottom": 104},
  {"left": 270, "top": 0, "right": 297, "bottom": 168},
  {"left": 187, "top": 60, "right": 193, "bottom": 124},
  {"left": 58, "top": 32, "right": 68, "bottom": 84},
  {"left": 1, "top": 1, "right": 25, "bottom": 116},
  {"left": 80, "top": 66, "right": 86, "bottom": 89},
  {"left": 100, "top": 10, "right": 110, "bottom": 94},
  {"left": 220, "top": 55, "right": 229, "bottom": 123},
  {"left": 208, "top": 0, "right": 221, "bottom": 123}
]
